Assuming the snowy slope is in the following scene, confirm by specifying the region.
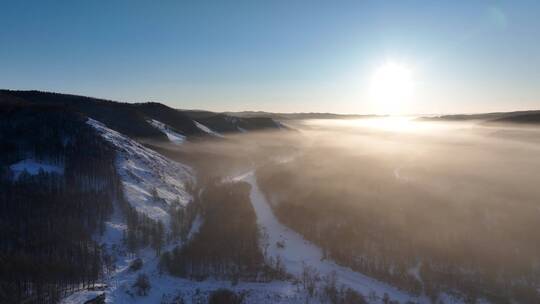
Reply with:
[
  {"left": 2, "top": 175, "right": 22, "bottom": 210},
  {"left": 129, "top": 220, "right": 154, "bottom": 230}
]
[
  {"left": 238, "top": 171, "right": 432, "bottom": 304},
  {"left": 88, "top": 118, "right": 194, "bottom": 226},
  {"left": 148, "top": 119, "right": 186, "bottom": 144},
  {"left": 194, "top": 120, "right": 225, "bottom": 138}
]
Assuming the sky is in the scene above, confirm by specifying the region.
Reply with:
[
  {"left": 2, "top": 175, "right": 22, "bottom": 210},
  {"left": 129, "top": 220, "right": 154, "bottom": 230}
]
[{"left": 1, "top": 0, "right": 539, "bottom": 114}]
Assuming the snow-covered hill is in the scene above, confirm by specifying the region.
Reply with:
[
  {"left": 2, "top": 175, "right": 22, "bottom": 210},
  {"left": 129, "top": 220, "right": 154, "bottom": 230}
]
[{"left": 88, "top": 118, "right": 194, "bottom": 226}]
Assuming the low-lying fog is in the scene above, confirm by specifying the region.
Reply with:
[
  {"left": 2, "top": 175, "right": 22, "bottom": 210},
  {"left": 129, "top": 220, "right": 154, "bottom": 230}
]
[
  {"left": 294, "top": 117, "right": 540, "bottom": 206},
  {"left": 161, "top": 117, "right": 540, "bottom": 200},
  {"left": 153, "top": 117, "right": 540, "bottom": 252},
  {"left": 151, "top": 116, "right": 540, "bottom": 216}
]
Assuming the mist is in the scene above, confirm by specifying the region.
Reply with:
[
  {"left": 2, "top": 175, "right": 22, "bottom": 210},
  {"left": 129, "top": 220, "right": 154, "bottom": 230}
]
[{"left": 158, "top": 117, "right": 540, "bottom": 206}]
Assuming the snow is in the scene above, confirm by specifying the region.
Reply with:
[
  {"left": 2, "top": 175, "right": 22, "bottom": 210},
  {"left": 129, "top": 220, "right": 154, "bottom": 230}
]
[
  {"left": 97, "top": 196, "right": 128, "bottom": 254},
  {"left": 187, "top": 214, "right": 203, "bottom": 241},
  {"left": 61, "top": 290, "right": 104, "bottom": 304},
  {"left": 147, "top": 119, "right": 186, "bottom": 144},
  {"left": 93, "top": 214, "right": 309, "bottom": 304},
  {"left": 237, "top": 171, "right": 430, "bottom": 304},
  {"left": 194, "top": 120, "right": 224, "bottom": 138},
  {"left": 273, "top": 119, "right": 286, "bottom": 129},
  {"left": 408, "top": 261, "right": 423, "bottom": 284},
  {"left": 103, "top": 250, "right": 308, "bottom": 304},
  {"left": 9, "top": 159, "right": 64, "bottom": 180},
  {"left": 87, "top": 118, "right": 194, "bottom": 226}
]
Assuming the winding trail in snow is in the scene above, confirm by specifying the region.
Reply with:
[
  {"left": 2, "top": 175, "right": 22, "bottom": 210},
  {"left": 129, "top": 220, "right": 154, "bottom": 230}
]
[{"left": 237, "top": 171, "right": 429, "bottom": 304}]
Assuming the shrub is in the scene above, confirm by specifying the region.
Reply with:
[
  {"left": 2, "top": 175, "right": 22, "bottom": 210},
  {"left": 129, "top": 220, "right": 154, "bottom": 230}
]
[
  {"left": 129, "top": 258, "right": 143, "bottom": 272},
  {"left": 208, "top": 289, "right": 245, "bottom": 304},
  {"left": 342, "top": 288, "right": 367, "bottom": 304}
]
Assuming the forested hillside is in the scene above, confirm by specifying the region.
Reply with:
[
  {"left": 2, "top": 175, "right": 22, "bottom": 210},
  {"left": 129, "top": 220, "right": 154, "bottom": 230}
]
[
  {"left": 0, "top": 104, "right": 120, "bottom": 303},
  {"left": 0, "top": 90, "right": 287, "bottom": 142}
]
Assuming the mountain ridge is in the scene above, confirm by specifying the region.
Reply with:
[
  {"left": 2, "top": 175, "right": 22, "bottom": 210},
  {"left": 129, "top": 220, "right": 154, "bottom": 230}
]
[
  {"left": 0, "top": 90, "right": 288, "bottom": 141},
  {"left": 419, "top": 109, "right": 540, "bottom": 124}
]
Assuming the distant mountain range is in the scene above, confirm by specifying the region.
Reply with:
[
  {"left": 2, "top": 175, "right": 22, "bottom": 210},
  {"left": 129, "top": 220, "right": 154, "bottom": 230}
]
[
  {"left": 223, "top": 111, "right": 379, "bottom": 120},
  {"left": 228, "top": 110, "right": 540, "bottom": 124},
  {"left": 420, "top": 110, "right": 540, "bottom": 125}
]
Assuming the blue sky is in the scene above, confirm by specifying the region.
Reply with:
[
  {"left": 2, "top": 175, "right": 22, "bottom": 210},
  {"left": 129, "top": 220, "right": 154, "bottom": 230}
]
[{"left": 1, "top": 1, "right": 539, "bottom": 114}]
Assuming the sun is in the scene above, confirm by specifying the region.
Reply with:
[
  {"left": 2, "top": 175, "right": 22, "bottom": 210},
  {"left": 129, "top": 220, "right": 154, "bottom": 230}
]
[{"left": 369, "top": 62, "right": 414, "bottom": 115}]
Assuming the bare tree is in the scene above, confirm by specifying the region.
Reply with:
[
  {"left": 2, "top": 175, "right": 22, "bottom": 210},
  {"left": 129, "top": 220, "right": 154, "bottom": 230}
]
[{"left": 301, "top": 263, "right": 319, "bottom": 297}]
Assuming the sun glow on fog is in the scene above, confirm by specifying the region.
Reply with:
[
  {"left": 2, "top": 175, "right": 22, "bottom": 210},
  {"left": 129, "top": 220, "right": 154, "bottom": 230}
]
[
  {"left": 369, "top": 62, "right": 415, "bottom": 115},
  {"left": 303, "top": 117, "right": 459, "bottom": 134}
]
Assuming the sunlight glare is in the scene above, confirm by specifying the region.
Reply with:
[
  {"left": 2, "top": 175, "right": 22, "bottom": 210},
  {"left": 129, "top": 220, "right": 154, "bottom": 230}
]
[{"left": 369, "top": 62, "right": 415, "bottom": 115}]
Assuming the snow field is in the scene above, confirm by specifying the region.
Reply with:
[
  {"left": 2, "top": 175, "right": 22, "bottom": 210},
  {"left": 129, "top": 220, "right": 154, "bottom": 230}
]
[{"left": 147, "top": 119, "right": 186, "bottom": 144}]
